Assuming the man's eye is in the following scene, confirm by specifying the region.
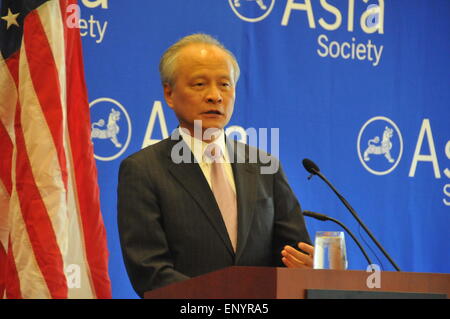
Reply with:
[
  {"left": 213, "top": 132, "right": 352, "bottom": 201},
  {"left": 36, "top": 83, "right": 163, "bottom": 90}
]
[{"left": 194, "top": 82, "right": 204, "bottom": 86}]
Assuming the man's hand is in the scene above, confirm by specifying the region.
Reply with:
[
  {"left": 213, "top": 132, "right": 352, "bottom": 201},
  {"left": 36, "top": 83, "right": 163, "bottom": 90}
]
[{"left": 281, "top": 242, "right": 314, "bottom": 269}]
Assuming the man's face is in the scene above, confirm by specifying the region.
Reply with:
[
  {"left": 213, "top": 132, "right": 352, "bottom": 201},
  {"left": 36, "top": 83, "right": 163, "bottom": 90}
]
[{"left": 164, "top": 44, "right": 236, "bottom": 139}]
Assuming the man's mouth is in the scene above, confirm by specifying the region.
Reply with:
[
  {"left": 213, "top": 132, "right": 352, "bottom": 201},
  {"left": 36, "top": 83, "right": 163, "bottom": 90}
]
[{"left": 202, "top": 110, "right": 223, "bottom": 115}]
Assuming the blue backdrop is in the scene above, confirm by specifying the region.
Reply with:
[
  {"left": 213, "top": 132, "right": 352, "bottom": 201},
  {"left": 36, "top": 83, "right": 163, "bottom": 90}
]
[{"left": 79, "top": 0, "right": 450, "bottom": 298}]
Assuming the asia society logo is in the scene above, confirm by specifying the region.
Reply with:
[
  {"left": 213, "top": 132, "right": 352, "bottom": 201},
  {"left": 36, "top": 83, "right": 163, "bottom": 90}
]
[
  {"left": 89, "top": 97, "right": 132, "bottom": 161},
  {"left": 228, "top": 0, "right": 275, "bottom": 22},
  {"left": 357, "top": 116, "right": 403, "bottom": 176}
]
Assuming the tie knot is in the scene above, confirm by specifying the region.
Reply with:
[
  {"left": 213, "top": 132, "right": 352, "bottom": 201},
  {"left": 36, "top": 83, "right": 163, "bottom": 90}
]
[{"left": 204, "top": 143, "right": 223, "bottom": 163}]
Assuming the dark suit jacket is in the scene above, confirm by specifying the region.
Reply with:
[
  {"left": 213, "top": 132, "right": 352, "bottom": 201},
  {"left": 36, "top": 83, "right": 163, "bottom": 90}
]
[{"left": 117, "top": 132, "right": 311, "bottom": 297}]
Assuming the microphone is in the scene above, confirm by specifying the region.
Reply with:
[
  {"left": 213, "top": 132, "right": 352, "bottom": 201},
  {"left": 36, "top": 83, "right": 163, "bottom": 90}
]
[
  {"left": 303, "top": 210, "right": 373, "bottom": 267},
  {"left": 302, "top": 158, "right": 401, "bottom": 272},
  {"left": 303, "top": 158, "right": 319, "bottom": 180}
]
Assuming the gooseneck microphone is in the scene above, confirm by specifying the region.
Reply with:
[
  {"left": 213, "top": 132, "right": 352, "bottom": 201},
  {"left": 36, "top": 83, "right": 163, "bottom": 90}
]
[
  {"left": 302, "top": 158, "right": 401, "bottom": 272},
  {"left": 303, "top": 210, "right": 373, "bottom": 267}
]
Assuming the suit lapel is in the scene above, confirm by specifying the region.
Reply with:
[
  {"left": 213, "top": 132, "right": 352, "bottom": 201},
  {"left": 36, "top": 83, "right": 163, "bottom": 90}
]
[
  {"left": 166, "top": 135, "right": 235, "bottom": 256},
  {"left": 227, "top": 140, "right": 257, "bottom": 262}
]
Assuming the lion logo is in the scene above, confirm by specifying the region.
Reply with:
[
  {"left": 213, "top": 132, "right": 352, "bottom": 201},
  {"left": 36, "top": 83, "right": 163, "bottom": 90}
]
[
  {"left": 91, "top": 108, "right": 122, "bottom": 148},
  {"left": 357, "top": 116, "right": 403, "bottom": 175},
  {"left": 89, "top": 98, "right": 132, "bottom": 161},
  {"left": 363, "top": 126, "right": 395, "bottom": 163}
]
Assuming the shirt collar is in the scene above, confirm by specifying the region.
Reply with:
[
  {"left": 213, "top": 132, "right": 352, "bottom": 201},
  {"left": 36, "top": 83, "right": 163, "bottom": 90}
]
[{"left": 179, "top": 127, "right": 228, "bottom": 164}]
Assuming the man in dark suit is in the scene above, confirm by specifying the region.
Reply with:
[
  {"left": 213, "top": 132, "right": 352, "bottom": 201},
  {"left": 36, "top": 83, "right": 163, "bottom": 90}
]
[{"left": 118, "top": 33, "right": 314, "bottom": 298}]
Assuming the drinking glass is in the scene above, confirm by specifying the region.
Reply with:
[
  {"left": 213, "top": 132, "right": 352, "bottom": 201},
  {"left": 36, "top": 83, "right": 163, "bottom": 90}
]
[{"left": 313, "top": 231, "right": 348, "bottom": 270}]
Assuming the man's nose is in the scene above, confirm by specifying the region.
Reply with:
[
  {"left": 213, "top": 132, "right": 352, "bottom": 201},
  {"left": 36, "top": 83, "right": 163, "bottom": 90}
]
[{"left": 205, "top": 85, "right": 223, "bottom": 104}]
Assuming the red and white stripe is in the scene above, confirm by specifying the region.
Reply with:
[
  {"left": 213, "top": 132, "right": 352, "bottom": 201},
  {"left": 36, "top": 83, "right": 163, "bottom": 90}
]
[{"left": 0, "top": 0, "right": 111, "bottom": 298}]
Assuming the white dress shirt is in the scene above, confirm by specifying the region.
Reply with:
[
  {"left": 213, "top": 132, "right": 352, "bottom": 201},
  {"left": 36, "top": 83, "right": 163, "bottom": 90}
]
[{"left": 179, "top": 128, "right": 236, "bottom": 194}]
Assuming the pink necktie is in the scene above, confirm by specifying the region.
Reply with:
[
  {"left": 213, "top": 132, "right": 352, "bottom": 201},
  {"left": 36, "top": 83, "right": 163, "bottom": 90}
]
[{"left": 204, "top": 144, "right": 238, "bottom": 252}]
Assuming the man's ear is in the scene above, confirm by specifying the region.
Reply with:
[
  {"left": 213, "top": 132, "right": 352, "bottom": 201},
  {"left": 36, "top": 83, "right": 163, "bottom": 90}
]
[{"left": 163, "top": 83, "right": 174, "bottom": 109}]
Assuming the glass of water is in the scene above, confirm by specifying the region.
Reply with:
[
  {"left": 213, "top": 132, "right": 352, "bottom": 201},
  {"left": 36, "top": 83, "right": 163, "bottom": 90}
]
[{"left": 313, "top": 231, "right": 348, "bottom": 270}]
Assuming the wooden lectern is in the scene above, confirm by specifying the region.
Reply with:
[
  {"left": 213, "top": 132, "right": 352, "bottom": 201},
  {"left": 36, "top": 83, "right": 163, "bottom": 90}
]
[{"left": 144, "top": 266, "right": 449, "bottom": 299}]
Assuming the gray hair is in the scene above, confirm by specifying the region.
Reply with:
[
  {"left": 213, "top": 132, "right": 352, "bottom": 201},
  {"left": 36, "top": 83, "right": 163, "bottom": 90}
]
[{"left": 159, "top": 33, "right": 240, "bottom": 86}]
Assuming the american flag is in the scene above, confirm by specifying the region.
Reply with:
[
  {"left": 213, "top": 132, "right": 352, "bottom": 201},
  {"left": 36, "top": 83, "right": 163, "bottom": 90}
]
[{"left": 0, "top": 0, "right": 111, "bottom": 298}]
